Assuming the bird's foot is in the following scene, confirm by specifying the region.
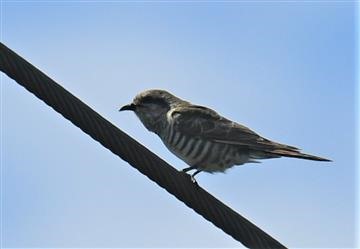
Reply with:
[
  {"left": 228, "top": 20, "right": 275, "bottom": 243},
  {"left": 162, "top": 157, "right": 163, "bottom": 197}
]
[
  {"left": 190, "top": 175, "right": 198, "bottom": 185},
  {"left": 179, "top": 169, "right": 199, "bottom": 185}
]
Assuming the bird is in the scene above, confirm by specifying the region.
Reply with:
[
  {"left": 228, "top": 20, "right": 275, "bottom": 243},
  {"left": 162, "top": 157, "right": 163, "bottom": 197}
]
[{"left": 119, "top": 89, "right": 331, "bottom": 182}]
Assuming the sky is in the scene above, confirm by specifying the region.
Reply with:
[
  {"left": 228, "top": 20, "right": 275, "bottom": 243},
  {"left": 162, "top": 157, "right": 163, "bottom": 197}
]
[{"left": 1, "top": 1, "right": 358, "bottom": 248}]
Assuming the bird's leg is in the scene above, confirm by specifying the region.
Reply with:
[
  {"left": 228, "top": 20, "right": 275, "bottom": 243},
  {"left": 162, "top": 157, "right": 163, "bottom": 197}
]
[
  {"left": 181, "top": 166, "right": 202, "bottom": 184},
  {"left": 181, "top": 165, "right": 197, "bottom": 173},
  {"left": 190, "top": 169, "right": 203, "bottom": 183}
]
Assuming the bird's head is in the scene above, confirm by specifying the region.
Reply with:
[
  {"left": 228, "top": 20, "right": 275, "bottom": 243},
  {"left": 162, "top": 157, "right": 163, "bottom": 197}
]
[{"left": 119, "top": 89, "right": 187, "bottom": 133}]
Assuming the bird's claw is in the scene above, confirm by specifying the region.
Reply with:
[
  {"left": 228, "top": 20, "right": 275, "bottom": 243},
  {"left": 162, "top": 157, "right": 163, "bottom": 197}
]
[
  {"left": 190, "top": 175, "right": 198, "bottom": 185},
  {"left": 180, "top": 169, "right": 198, "bottom": 185}
]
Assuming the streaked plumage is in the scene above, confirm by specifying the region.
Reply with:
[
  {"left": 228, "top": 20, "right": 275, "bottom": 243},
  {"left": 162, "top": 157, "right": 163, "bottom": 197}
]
[{"left": 119, "top": 89, "right": 330, "bottom": 181}]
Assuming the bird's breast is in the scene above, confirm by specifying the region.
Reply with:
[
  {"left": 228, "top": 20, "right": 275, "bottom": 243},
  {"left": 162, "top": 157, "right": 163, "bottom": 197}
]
[{"left": 160, "top": 125, "right": 249, "bottom": 172}]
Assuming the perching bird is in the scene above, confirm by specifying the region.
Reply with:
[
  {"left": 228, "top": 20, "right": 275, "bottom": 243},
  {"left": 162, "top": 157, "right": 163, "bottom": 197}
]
[{"left": 119, "top": 89, "right": 330, "bottom": 182}]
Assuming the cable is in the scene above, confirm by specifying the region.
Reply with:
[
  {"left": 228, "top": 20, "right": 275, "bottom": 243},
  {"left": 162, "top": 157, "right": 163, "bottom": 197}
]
[{"left": 0, "top": 42, "right": 286, "bottom": 249}]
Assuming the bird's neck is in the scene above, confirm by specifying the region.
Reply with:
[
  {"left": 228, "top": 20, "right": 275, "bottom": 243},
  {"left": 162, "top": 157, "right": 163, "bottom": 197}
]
[{"left": 151, "top": 118, "right": 169, "bottom": 137}]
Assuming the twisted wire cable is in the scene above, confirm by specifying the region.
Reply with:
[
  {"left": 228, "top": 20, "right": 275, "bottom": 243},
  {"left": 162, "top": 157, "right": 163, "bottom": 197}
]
[{"left": 0, "top": 42, "right": 286, "bottom": 249}]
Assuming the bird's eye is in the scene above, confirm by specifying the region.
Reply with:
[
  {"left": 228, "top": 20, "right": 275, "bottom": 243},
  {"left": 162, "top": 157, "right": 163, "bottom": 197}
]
[
  {"left": 138, "top": 96, "right": 169, "bottom": 110},
  {"left": 141, "top": 96, "right": 155, "bottom": 104}
]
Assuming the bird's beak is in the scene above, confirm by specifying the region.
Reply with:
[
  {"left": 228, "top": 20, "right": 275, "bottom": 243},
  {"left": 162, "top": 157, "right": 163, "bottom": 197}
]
[{"left": 119, "top": 103, "right": 136, "bottom": 112}]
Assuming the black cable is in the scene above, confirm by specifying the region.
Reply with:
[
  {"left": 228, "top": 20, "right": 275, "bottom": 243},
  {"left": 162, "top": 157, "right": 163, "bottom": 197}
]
[{"left": 0, "top": 42, "right": 286, "bottom": 249}]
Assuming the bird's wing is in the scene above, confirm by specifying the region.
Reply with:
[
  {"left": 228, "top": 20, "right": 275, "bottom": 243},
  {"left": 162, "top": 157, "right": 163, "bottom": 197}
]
[{"left": 170, "top": 105, "right": 298, "bottom": 152}]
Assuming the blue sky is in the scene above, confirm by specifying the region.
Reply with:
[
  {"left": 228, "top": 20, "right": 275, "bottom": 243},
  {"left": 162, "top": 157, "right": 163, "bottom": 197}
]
[{"left": 1, "top": 1, "right": 358, "bottom": 248}]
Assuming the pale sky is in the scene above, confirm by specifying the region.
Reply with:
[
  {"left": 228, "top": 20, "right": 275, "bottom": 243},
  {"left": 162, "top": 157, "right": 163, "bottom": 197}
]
[{"left": 2, "top": 2, "right": 358, "bottom": 248}]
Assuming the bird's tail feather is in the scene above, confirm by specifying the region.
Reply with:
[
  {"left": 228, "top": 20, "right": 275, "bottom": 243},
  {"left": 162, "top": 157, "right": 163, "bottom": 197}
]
[{"left": 270, "top": 149, "right": 331, "bottom": 162}]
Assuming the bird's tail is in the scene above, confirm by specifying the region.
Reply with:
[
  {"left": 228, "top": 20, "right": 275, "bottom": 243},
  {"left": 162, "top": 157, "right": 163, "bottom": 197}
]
[{"left": 270, "top": 149, "right": 331, "bottom": 162}]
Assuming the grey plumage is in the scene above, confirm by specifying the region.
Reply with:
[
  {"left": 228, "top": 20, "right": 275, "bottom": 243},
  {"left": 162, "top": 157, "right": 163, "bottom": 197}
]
[{"left": 119, "top": 89, "right": 331, "bottom": 181}]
